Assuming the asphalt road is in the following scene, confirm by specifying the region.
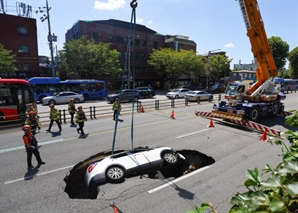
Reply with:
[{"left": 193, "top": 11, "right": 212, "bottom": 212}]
[{"left": 0, "top": 93, "right": 297, "bottom": 213}]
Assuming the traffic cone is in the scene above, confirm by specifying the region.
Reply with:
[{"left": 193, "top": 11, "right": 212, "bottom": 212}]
[
  {"left": 207, "top": 117, "right": 215, "bottom": 128},
  {"left": 170, "top": 110, "right": 175, "bottom": 119},
  {"left": 141, "top": 105, "right": 145, "bottom": 113},
  {"left": 260, "top": 131, "right": 267, "bottom": 141}
]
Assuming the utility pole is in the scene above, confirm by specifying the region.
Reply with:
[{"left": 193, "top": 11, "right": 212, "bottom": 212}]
[{"left": 36, "top": 0, "right": 56, "bottom": 77}]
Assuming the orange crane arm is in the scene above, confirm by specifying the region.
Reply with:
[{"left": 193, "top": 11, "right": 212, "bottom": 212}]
[{"left": 238, "top": 0, "right": 277, "bottom": 93}]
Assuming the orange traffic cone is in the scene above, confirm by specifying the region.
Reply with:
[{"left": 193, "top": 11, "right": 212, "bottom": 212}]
[
  {"left": 141, "top": 105, "right": 145, "bottom": 113},
  {"left": 170, "top": 110, "right": 175, "bottom": 119},
  {"left": 260, "top": 131, "right": 267, "bottom": 141},
  {"left": 207, "top": 117, "right": 215, "bottom": 128}
]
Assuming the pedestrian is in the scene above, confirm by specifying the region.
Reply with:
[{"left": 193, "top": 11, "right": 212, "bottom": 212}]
[
  {"left": 76, "top": 106, "right": 87, "bottom": 136},
  {"left": 24, "top": 111, "right": 40, "bottom": 134},
  {"left": 112, "top": 98, "right": 121, "bottom": 120},
  {"left": 22, "top": 125, "right": 45, "bottom": 170},
  {"left": 46, "top": 104, "right": 62, "bottom": 132},
  {"left": 68, "top": 99, "right": 76, "bottom": 125}
]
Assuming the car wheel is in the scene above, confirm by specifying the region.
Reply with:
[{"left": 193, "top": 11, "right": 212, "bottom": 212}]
[
  {"left": 49, "top": 100, "right": 56, "bottom": 105},
  {"left": 175, "top": 95, "right": 179, "bottom": 99},
  {"left": 106, "top": 166, "right": 125, "bottom": 182},
  {"left": 272, "top": 102, "right": 280, "bottom": 115},
  {"left": 149, "top": 94, "right": 153, "bottom": 98},
  {"left": 134, "top": 97, "right": 139, "bottom": 102},
  {"left": 162, "top": 152, "right": 178, "bottom": 164},
  {"left": 74, "top": 98, "right": 80, "bottom": 103},
  {"left": 248, "top": 106, "right": 260, "bottom": 122}
]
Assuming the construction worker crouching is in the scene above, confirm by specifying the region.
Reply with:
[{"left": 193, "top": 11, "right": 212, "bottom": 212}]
[
  {"left": 22, "top": 125, "right": 45, "bottom": 170},
  {"left": 76, "top": 106, "right": 87, "bottom": 136},
  {"left": 46, "top": 104, "right": 62, "bottom": 132},
  {"left": 24, "top": 111, "right": 40, "bottom": 134}
]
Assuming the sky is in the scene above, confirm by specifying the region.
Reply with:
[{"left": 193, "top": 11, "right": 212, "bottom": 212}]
[{"left": 3, "top": 0, "right": 298, "bottom": 69}]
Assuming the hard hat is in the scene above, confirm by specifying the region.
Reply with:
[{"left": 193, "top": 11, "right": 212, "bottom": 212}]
[
  {"left": 78, "top": 106, "right": 82, "bottom": 109},
  {"left": 22, "top": 125, "right": 31, "bottom": 131},
  {"left": 49, "top": 104, "right": 54, "bottom": 108},
  {"left": 29, "top": 111, "right": 35, "bottom": 115},
  {"left": 29, "top": 103, "right": 33, "bottom": 106}
]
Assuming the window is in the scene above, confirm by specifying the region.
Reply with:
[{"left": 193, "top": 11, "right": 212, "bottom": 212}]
[
  {"left": 19, "top": 64, "right": 30, "bottom": 71},
  {"left": 141, "top": 53, "right": 146, "bottom": 60},
  {"left": 18, "top": 45, "right": 28, "bottom": 53},
  {"left": 108, "top": 35, "right": 113, "bottom": 43},
  {"left": 17, "top": 26, "right": 27, "bottom": 34},
  {"left": 154, "top": 42, "right": 158, "bottom": 49},
  {"left": 93, "top": 32, "right": 98, "bottom": 41},
  {"left": 124, "top": 37, "right": 128, "bottom": 45},
  {"left": 142, "top": 40, "right": 147, "bottom": 47},
  {"left": 134, "top": 39, "right": 140, "bottom": 46},
  {"left": 116, "top": 36, "right": 123, "bottom": 44},
  {"left": 135, "top": 53, "right": 140, "bottom": 60}
]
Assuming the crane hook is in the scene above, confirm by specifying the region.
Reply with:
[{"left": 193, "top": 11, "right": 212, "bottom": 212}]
[{"left": 130, "top": 0, "right": 137, "bottom": 9}]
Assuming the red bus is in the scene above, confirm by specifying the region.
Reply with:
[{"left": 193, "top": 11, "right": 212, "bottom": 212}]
[{"left": 0, "top": 78, "right": 36, "bottom": 121}]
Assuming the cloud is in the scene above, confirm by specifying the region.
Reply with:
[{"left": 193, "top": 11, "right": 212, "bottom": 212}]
[
  {"left": 224, "top": 42, "right": 234, "bottom": 48},
  {"left": 94, "top": 0, "right": 125, "bottom": 11},
  {"left": 136, "top": 18, "right": 143, "bottom": 24}
]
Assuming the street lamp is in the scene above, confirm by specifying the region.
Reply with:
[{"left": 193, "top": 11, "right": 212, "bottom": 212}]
[{"left": 206, "top": 49, "right": 221, "bottom": 89}]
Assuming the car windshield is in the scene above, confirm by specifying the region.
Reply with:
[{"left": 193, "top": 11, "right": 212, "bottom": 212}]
[{"left": 225, "top": 85, "right": 238, "bottom": 95}]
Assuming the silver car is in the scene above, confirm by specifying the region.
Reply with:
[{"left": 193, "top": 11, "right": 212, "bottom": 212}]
[
  {"left": 42, "top": 91, "right": 84, "bottom": 105},
  {"left": 166, "top": 88, "right": 190, "bottom": 99},
  {"left": 184, "top": 90, "right": 213, "bottom": 102}
]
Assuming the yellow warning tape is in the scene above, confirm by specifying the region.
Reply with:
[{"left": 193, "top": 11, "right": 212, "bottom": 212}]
[{"left": 211, "top": 110, "right": 243, "bottom": 121}]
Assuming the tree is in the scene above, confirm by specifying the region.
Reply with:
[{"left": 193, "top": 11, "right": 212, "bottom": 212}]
[
  {"left": 148, "top": 48, "right": 204, "bottom": 87},
  {"left": 58, "top": 36, "right": 122, "bottom": 79},
  {"left": 0, "top": 43, "right": 17, "bottom": 74},
  {"left": 288, "top": 47, "right": 298, "bottom": 79},
  {"left": 207, "top": 54, "right": 232, "bottom": 85},
  {"left": 268, "top": 36, "right": 289, "bottom": 72}
]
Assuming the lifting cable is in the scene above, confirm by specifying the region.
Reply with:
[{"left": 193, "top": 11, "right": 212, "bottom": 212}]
[{"left": 111, "top": 0, "right": 138, "bottom": 154}]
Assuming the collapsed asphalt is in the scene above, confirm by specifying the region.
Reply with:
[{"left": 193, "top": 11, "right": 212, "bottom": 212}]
[{"left": 63, "top": 148, "right": 215, "bottom": 199}]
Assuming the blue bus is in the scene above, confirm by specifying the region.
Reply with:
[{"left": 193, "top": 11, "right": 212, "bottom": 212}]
[
  {"left": 274, "top": 78, "right": 297, "bottom": 93},
  {"left": 28, "top": 77, "right": 106, "bottom": 102}
]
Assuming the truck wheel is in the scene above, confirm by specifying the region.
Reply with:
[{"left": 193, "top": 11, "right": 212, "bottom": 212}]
[
  {"left": 249, "top": 106, "right": 259, "bottom": 122},
  {"left": 272, "top": 103, "right": 280, "bottom": 115}
]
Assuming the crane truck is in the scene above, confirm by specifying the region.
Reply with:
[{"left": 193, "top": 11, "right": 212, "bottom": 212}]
[{"left": 211, "top": 0, "right": 286, "bottom": 122}]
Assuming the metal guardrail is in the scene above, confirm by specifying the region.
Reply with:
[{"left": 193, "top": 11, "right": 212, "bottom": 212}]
[{"left": 0, "top": 94, "right": 222, "bottom": 129}]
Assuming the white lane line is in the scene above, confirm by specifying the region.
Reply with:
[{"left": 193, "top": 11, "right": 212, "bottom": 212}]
[
  {"left": 4, "top": 165, "right": 73, "bottom": 184},
  {"left": 176, "top": 129, "right": 209, "bottom": 138},
  {"left": 0, "top": 139, "right": 64, "bottom": 154},
  {"left": 148, "top": 166, "right": 210, "bottom": 194}
]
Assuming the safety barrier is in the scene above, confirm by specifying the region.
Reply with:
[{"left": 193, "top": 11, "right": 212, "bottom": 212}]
[{"left": 0, "top": 94, "right": 222, "bottom": 130}]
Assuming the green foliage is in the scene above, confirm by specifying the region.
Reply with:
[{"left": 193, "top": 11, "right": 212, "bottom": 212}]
[
  {"left": 288, "top": 47, "right": 298, "bottom": 79},
  {"left": 268, "top": 36, "right": 289, "bottom": 72},
  {"left": 0, "top": 43, "right": 18, "bottom": 73},
  {"left": 147, "top": 48, "right": 204, "bottom": 81},
  {"left": 187, "top": 110, "right": 298, "bottom": 213},
  {"left": 208, "top": 54, "right": 232, "bottom": 83},
  {"left": 59, "top": 36, "right": 122, "bottom": 78}
]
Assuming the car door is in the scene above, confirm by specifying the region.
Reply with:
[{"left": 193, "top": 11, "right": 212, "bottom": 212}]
[
  {"left": 199, "top": 91, "right": 209, "bottom": 100},
  {"left": 181, "top": 89, "right": 189, "bottom": 97},
  {"left": 55, "top": 93, "right": 66, "bottom": 104},
  {"left": 129, "top": 150, "right": 151, "bottom": 168}
]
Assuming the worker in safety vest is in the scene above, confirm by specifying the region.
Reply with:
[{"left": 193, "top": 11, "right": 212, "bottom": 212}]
[
  {"left": 24, "top": 111, "right": 40, "bottom": 134},
  {"left": 22, "top": 125, "right": 45, "bottom": 169},
  {"left": 46, "top": 104, "right": 62, "bottom": 132},
  {"left": 76, "top": 106, "right": 87, "bottom": 136},
  {"left": 112, "top": 98, "right": 121, "bottom": 120},
  {"left": 25, "top": 103, "right": 38, "bottom": 117},
  {"left": 68, "top": 99, "right": 76, "bottom": 125}
]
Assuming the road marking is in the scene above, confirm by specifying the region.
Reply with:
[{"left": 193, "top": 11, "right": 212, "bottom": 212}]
[
  {"left": 4, "top": 165, "right": 74, "bottom": 184},
  {"left": 176, "top": 129, "right": 209, "bottom": 138},
  {"left": 0, "top": 139, "right": 64, "bottom": 154},
  {"left": 148, "top": 166, "right": 210, "bottom": 194}
]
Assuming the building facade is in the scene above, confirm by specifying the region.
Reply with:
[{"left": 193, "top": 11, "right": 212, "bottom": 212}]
[
  {"left": 65, "top": 19, "right": 197, "bottom": 90},
  {"left": 0, "top": 13, "right": 39, "bottom": 78},
  {"left": 234, "top": 60, "right": 256, "bottom": 71}
]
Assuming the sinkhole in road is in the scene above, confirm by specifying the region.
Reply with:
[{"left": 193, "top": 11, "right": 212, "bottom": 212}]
[{"left": 63, "top": 149, "right": 215, "bottom": 199}]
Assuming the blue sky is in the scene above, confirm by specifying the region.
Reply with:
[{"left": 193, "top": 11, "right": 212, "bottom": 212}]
[{"left": 4, "top": 0, "right": 298, "bottom": 68}]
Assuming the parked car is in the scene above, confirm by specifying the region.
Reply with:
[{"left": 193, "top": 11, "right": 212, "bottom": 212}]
[
  {"left": 85, "top": 146, "right": 185, "bottom": 199},
  {"left": 106, "top": 89, "right": 140, "bottom": 103},
  {"left": 180, "top": 85, "right": 197, "bottom": 90},
  {"left": 137, "top": 87, "right": 156, "bottom": 98},
  {"left": 208, "top": 84, "right": 226, "bottom": 94},
  {"left": 42, "top": 91, "right": 84, "bottom": 105},
  {"left": 184, "top": 91, "right": 213, "bottom": 102},
  {"left": 166, "top": 88, "right": 190, "bottom": 99}
]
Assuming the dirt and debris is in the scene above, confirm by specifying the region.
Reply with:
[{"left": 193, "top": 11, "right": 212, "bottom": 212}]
[{"left": 63, "top": 148, "right": 215, "bottom": 199}]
